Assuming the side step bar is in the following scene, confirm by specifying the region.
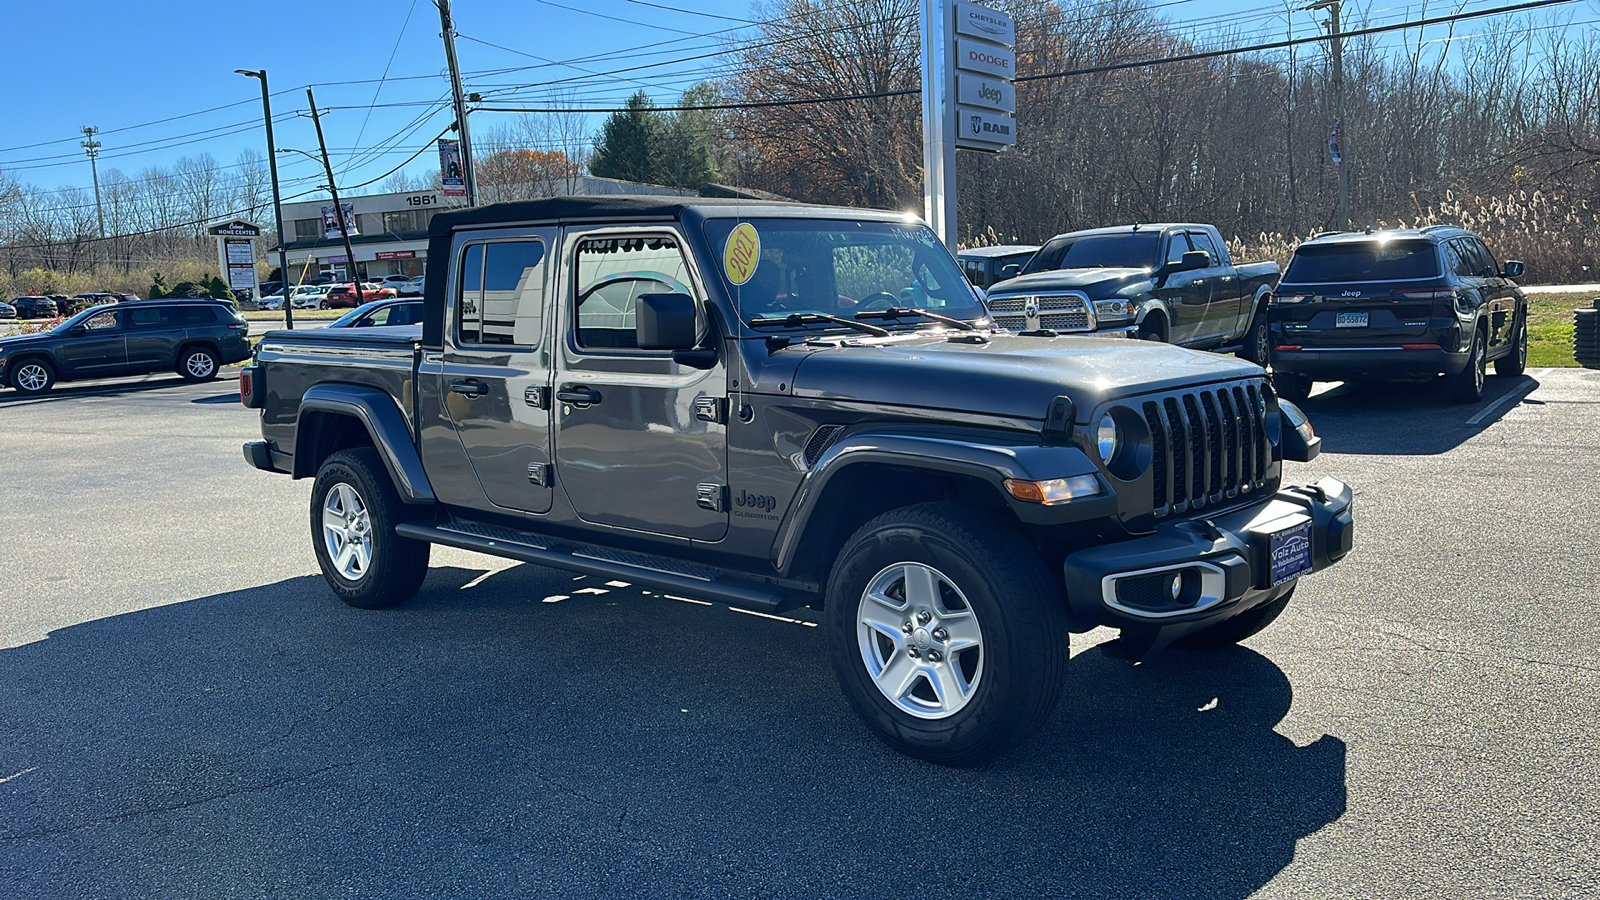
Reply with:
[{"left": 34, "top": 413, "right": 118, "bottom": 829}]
[{"left": 395, "top": 520, "right": 790, "bottom": 614}]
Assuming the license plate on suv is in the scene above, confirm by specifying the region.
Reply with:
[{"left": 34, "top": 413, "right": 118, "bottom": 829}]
[
  {"left": 1335, "top": 311, "right": 1368, "bottom": 328},
  {"left": 1267, "top": 520, "right": 1314, "bottom": 586}
]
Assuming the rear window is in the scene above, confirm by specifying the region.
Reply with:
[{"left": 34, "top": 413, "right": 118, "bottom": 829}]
[
  {"left": 1285, "top": 240, "right": 1440, "bottom": 283},
  {"left": 170, "top": 305, "right": 221, "bottom": 325}
]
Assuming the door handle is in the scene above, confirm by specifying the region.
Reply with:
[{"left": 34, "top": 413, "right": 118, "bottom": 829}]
[
  {"left": 556, "top": 386, "right": 602, "bottom": 407},
  {"left": 450, "top": 380, "right": 489, "bottom": 398}
]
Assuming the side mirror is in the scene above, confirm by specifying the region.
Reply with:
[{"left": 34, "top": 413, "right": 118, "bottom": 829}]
[
  {"left": 68, "top": 325, "right": 87, "bottom": 336},
  {"left": 998, "top": 264, "right": 1021, "bottom": 280},
  {"left": 1278, "top": 399, "right": 1322, "bottom": 462},
  {"left": 1177, "top": 250, "right": 1211, "bottom": 272},
  {"left": 1502, "top": 260, "right": 1524, "bottom": 279},
  {"left": 636, "top": 292, "right": 698, "bottom": 351}
]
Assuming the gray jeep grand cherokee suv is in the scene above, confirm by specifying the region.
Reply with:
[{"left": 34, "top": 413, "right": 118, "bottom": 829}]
[{"left": 0, "top": 299, "right": 251, "bottom": 395}]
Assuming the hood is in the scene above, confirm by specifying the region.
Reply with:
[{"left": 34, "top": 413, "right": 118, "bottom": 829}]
[
  {"left": 0, "top": 331, "right": 51, "bottom": 349},
  {"left": 788, "top": 332, "right": 1261, "bottom": 421},
  {"left": 988, "top": 267, "right": 1153, "bottom": 297}
]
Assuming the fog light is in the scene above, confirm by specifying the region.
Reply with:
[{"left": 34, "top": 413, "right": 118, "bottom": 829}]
[
  {"left": 1169, "top": 573, "right": 1183, "bottom": 601},
  {"left": 1003, "top": 475, "right": 1102, "bottom": 505}
]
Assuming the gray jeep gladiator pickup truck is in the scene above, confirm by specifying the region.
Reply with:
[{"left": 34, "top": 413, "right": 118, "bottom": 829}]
[
  {"left": 985, "top": 223, "right": 1280, "bottom": 362},
  {"left": 241, "top": 197, "right": 1352, "bottom": 764}
]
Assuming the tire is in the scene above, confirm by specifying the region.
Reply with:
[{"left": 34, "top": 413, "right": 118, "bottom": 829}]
[
  {"left": 318, "top": 300, "right": 329, "bottom": 310},
  {"left": 9, "top": 358, "right": 55, "bottom": 395},
  {"left": 1241, "top": 304, "right": 1271, "bottom": 365},
  {"left": 1177, "top": 587, "right": 1295, "bottom": 648},
  {"left": 1137, "top": 315, "right": 1168, "bottom": 343},
  {"left": 177, "top": 346, "right": 220, "bottom": 382},
  {"left": 1449, "top": 327, "right": 1486, "bottom": 403},
  {"left": 310, "top": 447, "right": 431, "bottom": 609},
  {"left": 1273, "top": 372, "right": 1313, "bottom": 403},
  {"left": 1494, "top": 312, "right": 1527, "bottom": 377},
  {"left": 824, "top": 502, "right": 1069, "bottom": 766}
]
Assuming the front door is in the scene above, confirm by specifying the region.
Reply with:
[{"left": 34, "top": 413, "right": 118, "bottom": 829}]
[
  {"left": 438, "top": 227, "right": 558, "bottom": 515},
  {"left": 58, "top": 308, "right": 128, "bottom": 376},
  {"left": 1161, "top": 233, "right": 1210, "bottom": 344},
  {"left": 553, "top": 227, "right": 729, "bottom": 542}
]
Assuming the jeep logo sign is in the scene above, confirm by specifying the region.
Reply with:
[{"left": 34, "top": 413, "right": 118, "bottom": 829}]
[{"left": 958, "top": 75, "right": 1016, "bottom": 113}]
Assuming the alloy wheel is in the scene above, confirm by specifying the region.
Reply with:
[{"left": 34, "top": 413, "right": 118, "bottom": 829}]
[
  {"left": 185, "top": 352, "right": 216, "bottom": 379},
  {"left": 14, "top": 363, "right": 49, "bottom": 392},
  {"left": 321, "top": 482, "right": 373, "bottom": 581},
  {"left": 856, "top": 561, "right": 984, "bottom": 719}
]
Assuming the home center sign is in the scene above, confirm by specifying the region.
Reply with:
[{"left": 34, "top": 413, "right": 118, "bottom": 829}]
[{"left": 208, "top": 220, "right": 262, "bottom": 301}]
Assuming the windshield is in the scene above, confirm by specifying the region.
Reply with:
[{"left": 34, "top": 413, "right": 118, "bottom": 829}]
[
  {"left": 1285, "top": 240, "right": 1440, "bottom": 283},
  {"left": 1024, "top": 231, "right": 1161, "bottom": 273},
  {"left": 703, "top": 218, "right": 985, "bottom": 327}
]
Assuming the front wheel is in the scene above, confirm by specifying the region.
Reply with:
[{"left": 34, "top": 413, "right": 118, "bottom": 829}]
[
  {"left": 1495, "top": 313, "right": 1527, "bottom": 377},
  {"left": 310, "top": 447, "right": 431, "bottom": 609},
  {"left": 10, "top": 359, "right": 55, "bottom": 394},
  {"left": 824, "top": 502, "right": 1069, "bottom": 766}
]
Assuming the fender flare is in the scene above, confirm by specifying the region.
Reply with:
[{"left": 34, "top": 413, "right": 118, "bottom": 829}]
[
  {"left": 293, "top": 383, "right": 435, "bottom": 504},
  {"left": 769, "top": 429, "right": 1105, "bottom": 575},
  {"left": 1242, "top": 285, "right": 1273, "bottom": 328}
]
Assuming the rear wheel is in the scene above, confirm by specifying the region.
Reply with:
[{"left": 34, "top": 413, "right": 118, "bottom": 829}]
[
  {"left": 177, "top": 346, "right": 219, "bottom": 382},
  {"left": 1177, "top": 587, "right": 1295, "bottom": 648},
  {"left": 1273, "top": 372, "right": 1313, "bottom": 403},
  {"left": 310, "top": 447, "right": 431, "bottom": 609},
  {"left": 1242, "top": 305, "right": 1271, "bottom": 364},
  {"left": 1449, "top": 327, "right": 1486, "bottom": 403},
  {"left": 1494, "top": 312, "right": 1527, "bottom": 377},
  {"left": 10, "top": 358, "right": 55, "bottom": 394},
  {"left": 825, "top": 502, "right": 1069, "bottom": 766}
]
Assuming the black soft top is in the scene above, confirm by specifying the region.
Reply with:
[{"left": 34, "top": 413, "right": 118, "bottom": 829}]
[{"left": 421, "top": 195, "right": 906, "bottom": 348}]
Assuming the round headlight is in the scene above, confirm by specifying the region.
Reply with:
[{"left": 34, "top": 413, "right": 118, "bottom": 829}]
[{"left": 1096, "top": 413, "right": 1119, "bottom": 462}]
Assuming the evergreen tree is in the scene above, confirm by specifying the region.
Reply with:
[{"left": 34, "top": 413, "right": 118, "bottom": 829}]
[
  {"left": 148, "top": 272, "right": 169, "bottom": 300},
  {"left": 654, "top": 85, "right": 719, "bottom": 190},
  {"left": 590, "top": 92, "right": 661, "bottom": 184},
  {"left": 206, "top": 274, "right": 235, "bottom": 301}
]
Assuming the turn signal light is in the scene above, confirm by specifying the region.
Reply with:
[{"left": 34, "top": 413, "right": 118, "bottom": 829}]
[{"left": 1003, "top": 475, "right": 1101, "bottom": 506}]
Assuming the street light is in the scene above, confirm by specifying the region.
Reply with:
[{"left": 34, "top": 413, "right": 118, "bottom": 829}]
[{"left": 236, "top": 68, "right": 294, "bottom": 329}]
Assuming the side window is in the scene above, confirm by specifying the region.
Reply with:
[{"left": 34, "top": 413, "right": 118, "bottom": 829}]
[
  {"left": 84, "top": 310, "right": 120, "bottom": 331},
  {"left": 573, "top": 235, "right": 694, "bottom": 351},
  {"left": 1165, "top": 234, "right": 1191, "bottom": 265},
  {"left": 1471, "top": 238, "right": 1499, "bottom": 277},
  {"left": 456, "top": 240, "right": 546, "bottom": 347},
  {"left": 1448, "top": 239, "right": 1477, "bottom": 277},
  {"left": 1187, "top": 231, "right": 1220, "bottom": 265},
  {"left": 129, "top": 308, "right": 164, "bottom": 327}
]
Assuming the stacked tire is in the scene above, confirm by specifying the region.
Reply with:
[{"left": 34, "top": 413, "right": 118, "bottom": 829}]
[{"left": 1577, "top": 304, "right": 1600, "bottom": 369}]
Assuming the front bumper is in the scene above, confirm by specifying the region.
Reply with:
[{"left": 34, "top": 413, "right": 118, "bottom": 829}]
[{"left": 1061, "top": 477, "right": 1353, "bottom": 640}]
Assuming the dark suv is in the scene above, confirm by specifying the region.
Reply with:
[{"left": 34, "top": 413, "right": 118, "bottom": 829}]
[
  {"left": 1268, "top": 227, "right": 1527, "bottom": 402},
  {"left": 0, "top": 299, "right": 251, "bottom": 395},
  {"left": 10, "top": 297, "right": 60, "bottom": 319}
]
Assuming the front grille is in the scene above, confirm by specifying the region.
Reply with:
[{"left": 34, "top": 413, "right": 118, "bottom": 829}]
[
  {"left": 1139, "top": 379, "right": 1272, "bottom": 518},
  {"left": 987, "top": 292, "right": 1092, "bottom": 332}
]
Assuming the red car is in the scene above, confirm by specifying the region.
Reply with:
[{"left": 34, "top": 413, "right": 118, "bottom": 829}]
[{"left": 320, "top": 282, "right": 396, "bottom": 309}]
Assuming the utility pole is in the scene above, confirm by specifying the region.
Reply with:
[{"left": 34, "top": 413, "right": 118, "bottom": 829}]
[
  {"left": 307, "top": 88, "right": 365, "bottom": 305},
  {"left": 1310, "top": 0, "right": 1349, "bottom": 229},
  {"left": 436, "top": 0, "right": 478, "bottom": 206},
  {"left": 237, "top": 68, "right": 294, "bottom": 329},
  {"left": 80, "top": 126, "right": 105, "bottom": 239}
]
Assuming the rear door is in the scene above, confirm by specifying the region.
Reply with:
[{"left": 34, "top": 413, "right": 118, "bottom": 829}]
[
  {"left": 57, "top": 308, "right": 128, "bottom": 375},
  {"left": 553, "top": 226, "right": 729, "bottom": 541},
  {"left": 435, "top": 227, "right": 558, "bottom": 515},
  {"left": 124, "top": 306, "right": 185, "bottom": 371}
]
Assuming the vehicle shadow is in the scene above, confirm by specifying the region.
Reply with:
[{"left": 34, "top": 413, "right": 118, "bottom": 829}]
[
  {"left": 1297, "top": 373, "right": 1538, "bottom": 455},
  {"left": 0, "top": 371, "right": 241, "bottom": 407},
  {"left": 0, "top": 565, "right": 1345, "bottom": 898}
]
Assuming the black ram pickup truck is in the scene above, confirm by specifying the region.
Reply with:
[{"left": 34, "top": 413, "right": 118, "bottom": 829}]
[
  {"left": 985, "top": 223, "right": 1280, "bottom": 362},
  {"left": 241, "top": 197, "right": 1352, "bottom": 764}
]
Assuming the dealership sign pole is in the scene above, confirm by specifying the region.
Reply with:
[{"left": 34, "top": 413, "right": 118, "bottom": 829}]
[
  {"left": 921, "top": 0, "right": 1016, "bottom": 250},
  {"left": 210, "top": 221, "right": 262, "bottom": 306}
]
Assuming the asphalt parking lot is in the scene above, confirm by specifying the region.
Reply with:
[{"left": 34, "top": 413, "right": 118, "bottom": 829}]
[{"left": 1, "top": 368, "right": 1596, "bottom": 898}]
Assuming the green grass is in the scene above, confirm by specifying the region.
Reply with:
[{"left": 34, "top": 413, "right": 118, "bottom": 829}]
[
  {"left": 241, "top": 308, "right": 346, "bottom": 323},
  {"left": 1521, "top": 290, "right": 1598, "bottom": 368}
]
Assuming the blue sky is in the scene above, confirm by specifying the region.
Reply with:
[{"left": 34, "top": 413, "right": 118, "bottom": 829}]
[{"left": 0, "top": 0, "right": 1584, "bottom": 212}]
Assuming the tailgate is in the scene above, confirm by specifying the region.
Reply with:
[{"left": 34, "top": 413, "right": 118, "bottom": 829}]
[{"left": 1273, "top": 283, "right": 1444, "bottom": 345}]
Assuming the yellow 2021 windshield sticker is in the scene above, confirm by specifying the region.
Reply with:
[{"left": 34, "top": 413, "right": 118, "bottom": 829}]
[{"left": 723, "top": 222, "right": 761, "bottom": 286}]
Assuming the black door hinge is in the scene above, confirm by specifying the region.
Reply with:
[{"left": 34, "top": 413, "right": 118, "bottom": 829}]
[
  {"left": 694, "top": 396, "right": 728, "bottom": 424},
  {"left": 696, "top": 483, "right": 728, "bottom": 512}
]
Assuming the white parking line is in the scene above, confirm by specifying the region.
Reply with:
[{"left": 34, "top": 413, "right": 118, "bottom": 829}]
[{"left": 1467, "top": 380, "right": 1539, "bottom": 426}]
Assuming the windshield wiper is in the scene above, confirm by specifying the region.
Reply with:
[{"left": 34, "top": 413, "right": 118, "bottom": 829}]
[
  {"left": 749, "top": 311, "right": 890, "bottom": 337},
  {"left": 854, "top": 305, "right": 976, "bottom": 331}
]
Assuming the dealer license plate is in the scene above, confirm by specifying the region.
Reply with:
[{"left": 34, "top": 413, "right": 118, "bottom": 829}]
[
  {"left": 1335, "top": 311, "right": 1368, "bottom": 328},
  {"left": 1267, "top": 521, "right": 1313, "bottom": 586}
]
